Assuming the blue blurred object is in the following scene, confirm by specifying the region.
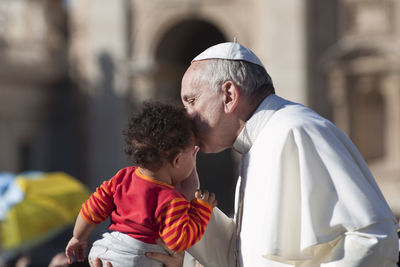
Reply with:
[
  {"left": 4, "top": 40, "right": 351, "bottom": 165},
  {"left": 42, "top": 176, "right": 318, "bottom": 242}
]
[
  {"left": 0, "top": 171, "right": 90, "bottom": 262},
  {"left": 0, "top": 173, "right": 24, "bottom": 221}
]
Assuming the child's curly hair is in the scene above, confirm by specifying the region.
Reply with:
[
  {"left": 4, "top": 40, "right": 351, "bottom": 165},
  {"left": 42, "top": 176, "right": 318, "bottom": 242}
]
[{"left": 123, "top": 101, "right": 195, "bottom": 170}]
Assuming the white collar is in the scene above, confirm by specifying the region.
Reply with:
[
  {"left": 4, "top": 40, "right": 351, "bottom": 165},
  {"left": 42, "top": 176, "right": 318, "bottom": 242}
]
[{"left": 232, "top": 94, "right": 288, "bottom": 154}]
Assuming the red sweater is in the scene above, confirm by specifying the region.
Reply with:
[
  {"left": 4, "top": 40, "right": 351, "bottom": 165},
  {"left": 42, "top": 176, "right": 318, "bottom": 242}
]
[{"left": 80, "top": 167, "right": 212, "bottom": 252}]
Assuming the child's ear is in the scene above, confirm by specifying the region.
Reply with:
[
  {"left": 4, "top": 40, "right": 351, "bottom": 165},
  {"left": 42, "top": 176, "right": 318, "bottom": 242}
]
[{"left": 171, "top": 152, "right": 182, "bottom": 168}]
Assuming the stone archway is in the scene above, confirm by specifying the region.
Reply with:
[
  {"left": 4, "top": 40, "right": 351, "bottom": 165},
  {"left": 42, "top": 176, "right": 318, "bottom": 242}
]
[
  {"left": 153, "top": 19, "right": 227, "bottom": 100},
  {"left": 153, "top": 20, "right": 237, "bottom": 215}
]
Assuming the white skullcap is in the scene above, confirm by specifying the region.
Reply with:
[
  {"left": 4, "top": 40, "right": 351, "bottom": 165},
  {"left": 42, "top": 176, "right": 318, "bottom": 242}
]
[{"left": 192, "top": 42, "right": 265, "bottom": 70}]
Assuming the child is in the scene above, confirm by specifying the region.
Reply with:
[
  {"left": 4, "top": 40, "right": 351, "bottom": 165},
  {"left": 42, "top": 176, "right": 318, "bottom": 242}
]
[{"left": 65, "top": 101, "right": 217, "bottom": 267}]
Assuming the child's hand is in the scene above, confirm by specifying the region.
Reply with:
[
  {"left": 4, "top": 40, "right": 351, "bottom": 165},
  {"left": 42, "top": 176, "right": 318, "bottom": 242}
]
[
  {"left": 195, "top": 189, "right": 217, "bottom": 208},
  {"left": 65, "top": 236, "right": 89, "bottom": 264}
]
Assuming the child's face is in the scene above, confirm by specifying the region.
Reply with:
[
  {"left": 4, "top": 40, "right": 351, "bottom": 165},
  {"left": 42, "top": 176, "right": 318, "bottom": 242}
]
[{"left": 174, "top": 137, "right": 199, "bottom": 184}]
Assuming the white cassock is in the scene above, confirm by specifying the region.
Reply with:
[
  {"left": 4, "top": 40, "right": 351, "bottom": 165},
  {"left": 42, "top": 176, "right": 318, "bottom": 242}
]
[{"left": 188, "top": 94, "right": 399, "bottom": 267}]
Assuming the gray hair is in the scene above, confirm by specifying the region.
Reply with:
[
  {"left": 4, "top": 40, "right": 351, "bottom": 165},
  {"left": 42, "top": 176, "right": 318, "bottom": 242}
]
[{"left": 192, "top": 59, "right": 274, "bottom": 99}]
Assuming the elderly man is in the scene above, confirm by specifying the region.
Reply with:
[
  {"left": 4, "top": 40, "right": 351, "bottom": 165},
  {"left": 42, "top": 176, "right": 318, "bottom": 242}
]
[
  {"left": 164, "top": 42, "right": 398, "bottom": 267},
  {"left": 120, "top": 42, "right": 400, "bottom": 267}
]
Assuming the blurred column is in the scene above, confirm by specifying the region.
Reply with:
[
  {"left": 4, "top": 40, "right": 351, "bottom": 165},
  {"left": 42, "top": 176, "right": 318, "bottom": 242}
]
[
  {"left": 382, "top": 73, "right": 400, "bottom": 167},
  {"left": 328, "top": 66, "right": 350, "bottom": 135},
  {"left": 263, "top": 0, "right": 308, "bottom": 104},
  {"left": 0, "top": 0, "right": 68, "bottom": 172},
  {"left": 68, "top": 0, "right": 132, "bottom": 188}
]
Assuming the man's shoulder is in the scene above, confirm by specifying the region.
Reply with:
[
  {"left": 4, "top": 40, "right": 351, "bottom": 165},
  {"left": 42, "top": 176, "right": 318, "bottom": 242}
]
[
  {"left": 255, "top": 102, "right": 336, "bottom": 147},
  {"left": 272, "top": 102, "right": 330, "bottom": 130}
]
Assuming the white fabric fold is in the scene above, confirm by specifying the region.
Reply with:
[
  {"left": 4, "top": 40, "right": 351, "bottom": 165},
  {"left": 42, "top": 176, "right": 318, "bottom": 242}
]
[{"left": 235, "top": 94, "right": 397, "bottom": 265}]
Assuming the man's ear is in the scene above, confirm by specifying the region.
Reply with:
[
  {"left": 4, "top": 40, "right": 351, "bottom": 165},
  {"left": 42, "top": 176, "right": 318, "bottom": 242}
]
[{"left": 222, "top": 81, "right": 239, "bottom": 114}]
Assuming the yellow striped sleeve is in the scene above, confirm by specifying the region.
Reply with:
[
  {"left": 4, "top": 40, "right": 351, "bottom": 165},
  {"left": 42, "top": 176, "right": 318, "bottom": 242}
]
[
  {"left": 157, "top": 197, "right": 213, "bottom": 252},
  {"left": 80, "top": 178, "right": 115, "bottom": 224}
]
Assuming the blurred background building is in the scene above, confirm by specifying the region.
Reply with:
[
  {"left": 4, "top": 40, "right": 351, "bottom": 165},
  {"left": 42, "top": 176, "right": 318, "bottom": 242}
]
[{"left": 0, "top": 0, "right": 399, "bottom": 264}]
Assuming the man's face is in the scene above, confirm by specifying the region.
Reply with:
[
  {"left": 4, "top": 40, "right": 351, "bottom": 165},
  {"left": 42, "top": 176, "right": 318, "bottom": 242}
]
[{"left": 181, "top": 62, "right": 229, "bottom": 153}]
